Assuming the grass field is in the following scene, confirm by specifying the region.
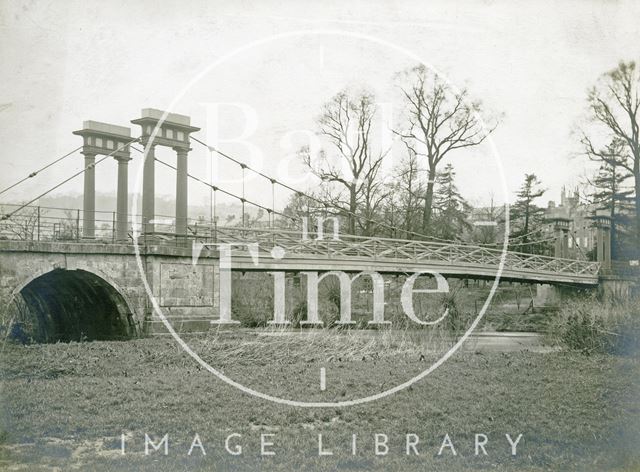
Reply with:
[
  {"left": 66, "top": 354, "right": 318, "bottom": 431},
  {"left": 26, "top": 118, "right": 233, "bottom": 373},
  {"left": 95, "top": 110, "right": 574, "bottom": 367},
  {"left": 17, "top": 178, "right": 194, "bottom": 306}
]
[{"left": 1, "top": 330, "right": 639, "bottom": 471}]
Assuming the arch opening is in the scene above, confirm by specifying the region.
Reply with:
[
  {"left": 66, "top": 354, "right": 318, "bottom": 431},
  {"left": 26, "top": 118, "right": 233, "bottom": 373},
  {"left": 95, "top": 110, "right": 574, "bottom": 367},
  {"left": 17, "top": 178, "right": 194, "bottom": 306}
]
[{"left": 7, "top": 269, "right": 136, "bottom": 343}]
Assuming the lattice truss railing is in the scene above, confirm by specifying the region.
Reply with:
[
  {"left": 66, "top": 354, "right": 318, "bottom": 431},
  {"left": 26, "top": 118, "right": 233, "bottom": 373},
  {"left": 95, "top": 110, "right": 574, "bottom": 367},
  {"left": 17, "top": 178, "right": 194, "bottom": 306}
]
[
  {"left": 0, "top": 204, "right": 600, "bottom": 278},
  {"left": 212, "top": 227, "right": 601, "bottom": 277}
]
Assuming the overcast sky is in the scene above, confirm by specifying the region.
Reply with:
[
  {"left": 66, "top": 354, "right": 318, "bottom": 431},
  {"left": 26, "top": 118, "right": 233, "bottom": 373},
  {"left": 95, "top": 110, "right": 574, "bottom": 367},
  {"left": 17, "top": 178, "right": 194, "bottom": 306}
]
[{"left": 1, "top": 0, "right": 639, "bottom": 213}]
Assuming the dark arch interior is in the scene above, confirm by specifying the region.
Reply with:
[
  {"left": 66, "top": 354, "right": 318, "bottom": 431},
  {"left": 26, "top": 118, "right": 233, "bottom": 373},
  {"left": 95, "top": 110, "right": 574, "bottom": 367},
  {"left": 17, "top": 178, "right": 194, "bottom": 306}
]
[{"left": 9, "top": 269, "right": 136, "bottom": 343}]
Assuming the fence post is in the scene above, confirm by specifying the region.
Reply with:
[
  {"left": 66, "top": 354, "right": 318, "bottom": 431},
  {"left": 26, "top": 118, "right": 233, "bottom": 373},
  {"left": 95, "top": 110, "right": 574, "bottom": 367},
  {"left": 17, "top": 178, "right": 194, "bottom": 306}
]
[
  {"left": 37, "top": 206, "right": 40, "bottom": 241},
  {"left": 76, "top": 209, "right": 80, "bottom": 241}
]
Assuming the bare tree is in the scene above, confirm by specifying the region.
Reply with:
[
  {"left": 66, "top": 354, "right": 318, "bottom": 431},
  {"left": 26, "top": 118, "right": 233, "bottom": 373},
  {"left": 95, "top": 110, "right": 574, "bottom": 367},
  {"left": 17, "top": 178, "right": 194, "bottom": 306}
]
[
  {"left": 358, "top": 163, "right": 390, "bottom": 236},
  {"left": 389, "top": 150, "right": 425, "bottom": 238},
  {"left": 58, "top": 209, "right": 78, "bottom": 240},
  {"left": 580, "top": 61, "right": 640, "bottom": 244},
  {"left": 469, "top": 196, "right": 504, "bottom": 245},
  {"left": 0, "top": 206, "right": 42, "bottom": 240},
  {"left": 301, "top": 90, "right": 388, "bottom": 235},
  {"left": 395, "top": 65, "right": 498, "bottom": 235}
]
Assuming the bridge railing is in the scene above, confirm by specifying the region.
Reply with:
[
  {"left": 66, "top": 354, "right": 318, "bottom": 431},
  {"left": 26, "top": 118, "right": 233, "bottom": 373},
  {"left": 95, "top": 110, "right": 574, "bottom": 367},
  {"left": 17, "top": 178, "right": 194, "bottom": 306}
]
[
  {"left": 0, "top": 204, "right": 119, "bottom": 242},
  {"left": 0, "top": 203, "right": 213, "bottom": 244},
  {"left": 211, "top": 226, "right": 601, "bottom": 277},
  {"left": 0, "top": 203, "right": 276, "bottom": 244},
  {"left": 0, "top": 204, "right": 600, "bottom": 277}
]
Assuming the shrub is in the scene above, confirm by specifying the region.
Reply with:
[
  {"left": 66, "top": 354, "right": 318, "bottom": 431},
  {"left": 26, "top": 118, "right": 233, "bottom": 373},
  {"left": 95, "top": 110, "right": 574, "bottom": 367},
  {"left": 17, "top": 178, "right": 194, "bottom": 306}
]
[
  {"left": 442, "top": 291, "right": 472, "bottom": 334},
  {"left": 548, "top": 296, "right": 640, "bottom": 355},
  {"left": 230, "top": 274, "right": 273, "bottom": 327},
  {"left": 0, "top": 292, "right": 42, "bottom": 344},
  {"left": 321, "top": 279, "right": 341, "bottom": 328},
  {"left": 290, "top": 301, "right": 307, "bottom": 327}
]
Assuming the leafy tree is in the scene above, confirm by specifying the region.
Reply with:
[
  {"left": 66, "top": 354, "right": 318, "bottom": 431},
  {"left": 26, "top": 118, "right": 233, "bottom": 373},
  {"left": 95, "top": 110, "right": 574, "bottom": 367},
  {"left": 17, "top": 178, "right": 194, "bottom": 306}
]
[
  {"left": 394, "top": 64, "right": 498, "bottom": 235},
  {"left": 432, "top": 164, "right": 471, "bottom": 240},
  {"left": 510, "top": 174, "right": 546, "bottom": 253}
]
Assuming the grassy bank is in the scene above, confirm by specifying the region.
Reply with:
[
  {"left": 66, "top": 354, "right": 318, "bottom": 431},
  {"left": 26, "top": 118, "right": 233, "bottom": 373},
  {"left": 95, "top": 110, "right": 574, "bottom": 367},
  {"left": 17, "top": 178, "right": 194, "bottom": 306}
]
[
  {"left": 547, "top": 296, "right": 640, "bottom": 355},
  {"left": 1, "top": 330, "right": 639, "bottom": 471}
]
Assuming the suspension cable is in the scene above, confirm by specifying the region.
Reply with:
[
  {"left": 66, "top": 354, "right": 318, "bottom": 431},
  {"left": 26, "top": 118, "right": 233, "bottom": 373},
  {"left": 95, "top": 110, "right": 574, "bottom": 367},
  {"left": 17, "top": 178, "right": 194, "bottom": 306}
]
[
  {"left": 508, "top": 237, "right": 555, "bottom": 247},
  {"left": 129, "top": 145, "right": 296, "bottom": 223},
  {"left": 478, "top": 236, "right": 555, "bottom": 248},
  {"left": 190, "top": 135, "right": 467, "bottom": 243},
  {"left": 241, "top": 164, "right": 246, "bottom": 227},
  {"left": 209, "top": 149, "right": 214, "bottom": 229},
  {"left": 568, "top": 231, "right": 588, "bottom": 260},
  {"left": 213, "top": 187, "right": 217, "bottom": 225},
  {"left": 0, "top": 145, "right": 83, "bottom": 197},
  {"left": 1, "top": 139, "right": 139, "bottom": 221},
  {"left": 148, "top": 155, "right": 297, "bottom": 224},
  {"left": 508, "top": 227, "right": 547, "bottom": 241},
  {"left": 270, "top": 178, "right": 276, "bottom": 228}
]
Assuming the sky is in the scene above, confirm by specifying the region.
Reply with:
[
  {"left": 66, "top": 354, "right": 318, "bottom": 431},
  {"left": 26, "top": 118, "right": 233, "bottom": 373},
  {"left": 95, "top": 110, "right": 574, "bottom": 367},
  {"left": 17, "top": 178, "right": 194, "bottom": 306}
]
[{"left": 1, "top": 0, "right": 639, "bottom": 214}]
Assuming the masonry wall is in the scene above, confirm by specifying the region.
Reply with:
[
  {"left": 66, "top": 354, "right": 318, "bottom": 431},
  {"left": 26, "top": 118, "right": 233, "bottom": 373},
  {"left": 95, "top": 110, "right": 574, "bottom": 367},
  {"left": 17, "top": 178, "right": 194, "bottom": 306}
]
[{"left": 0, "top": 241, "right": 220, "bottom": 336}]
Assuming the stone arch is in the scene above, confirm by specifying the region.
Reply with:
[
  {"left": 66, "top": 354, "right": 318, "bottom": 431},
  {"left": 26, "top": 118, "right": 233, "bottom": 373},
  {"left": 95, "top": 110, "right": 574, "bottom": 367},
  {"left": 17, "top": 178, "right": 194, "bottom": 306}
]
[{"left": 7, "top": 268, "right": 137, "bottom": 343}]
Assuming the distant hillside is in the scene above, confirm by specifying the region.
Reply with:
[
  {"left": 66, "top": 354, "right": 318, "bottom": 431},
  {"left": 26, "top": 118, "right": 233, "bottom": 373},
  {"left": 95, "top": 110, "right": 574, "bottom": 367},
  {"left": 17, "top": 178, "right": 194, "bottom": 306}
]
[{"left": 36, "top": 193, "right": 258, "bottom": 221}]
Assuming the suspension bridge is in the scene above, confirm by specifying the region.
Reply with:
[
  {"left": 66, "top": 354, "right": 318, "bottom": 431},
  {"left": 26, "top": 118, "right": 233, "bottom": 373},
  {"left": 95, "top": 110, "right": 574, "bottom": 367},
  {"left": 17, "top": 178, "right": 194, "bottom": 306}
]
[{"left": 0, "top": 109, "right": 627, "bottom": 341}]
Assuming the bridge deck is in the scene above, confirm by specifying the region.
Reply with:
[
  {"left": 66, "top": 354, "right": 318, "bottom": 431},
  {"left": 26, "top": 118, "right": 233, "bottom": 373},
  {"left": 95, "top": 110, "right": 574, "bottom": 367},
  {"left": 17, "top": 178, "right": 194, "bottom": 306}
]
[
  {"left": 212, "top": 227, "right": 600, "bottom": 285},
  {"left": 0, "top": 226, "right": 601, "bottom": 286}
]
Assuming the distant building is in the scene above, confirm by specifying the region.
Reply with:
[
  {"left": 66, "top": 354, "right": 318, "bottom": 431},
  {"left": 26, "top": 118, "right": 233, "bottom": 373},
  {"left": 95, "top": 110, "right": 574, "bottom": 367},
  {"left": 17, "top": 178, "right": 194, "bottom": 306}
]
[
  {"left": 544, "top": 187, "right": 598, "bottom": 259},
  {"left": 464, "top": 204, "right": 506, "bottom": 245}
]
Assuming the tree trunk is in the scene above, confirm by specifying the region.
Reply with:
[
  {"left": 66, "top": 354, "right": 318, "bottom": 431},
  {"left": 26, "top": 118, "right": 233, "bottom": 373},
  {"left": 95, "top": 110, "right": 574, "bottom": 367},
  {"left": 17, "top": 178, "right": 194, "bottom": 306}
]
[
  {"left": 610, "top": 169, "right": 617, "bottom": 260},
  {"left": 405, "top": 205, "right": 412, "bottom": 239},
  {"left": 422, "top": 165, "right": 436, "bottom": 236},
  {"left": 405, "top": 179, "right": 413, "bottom": 239},
  {"left": 349, "top": 186, "right": 357, "bottom": 235},
  {"left": 523, "top": 204, "right": 530, "bottom": 253},
  {"left": 634, "top": 170, "right": 640, "bottom": 250},
  {"left": 609, "top": 200, "right": 617, "bottom": 261}
]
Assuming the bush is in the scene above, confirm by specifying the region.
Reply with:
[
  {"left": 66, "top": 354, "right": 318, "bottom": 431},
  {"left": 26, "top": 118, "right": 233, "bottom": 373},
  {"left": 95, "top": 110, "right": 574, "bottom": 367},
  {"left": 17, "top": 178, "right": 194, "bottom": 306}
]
[
  {"left": 290, "top": 301, "right": 307, "bottom": 327},
  {"left": 0, "top": 292, "right": 42, "bottom": 344},
  {"left": 548, "top": 296, "right": 640, "bottom": 355},
  {"left": 442, "top": 291, "right": 472, "bottom": 334},
  {"left": 321, "top": 279, "right": 341, "bottom": 328},
  {"left": 230, "top": 274, "right": 273, "bottom": 327}
]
